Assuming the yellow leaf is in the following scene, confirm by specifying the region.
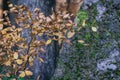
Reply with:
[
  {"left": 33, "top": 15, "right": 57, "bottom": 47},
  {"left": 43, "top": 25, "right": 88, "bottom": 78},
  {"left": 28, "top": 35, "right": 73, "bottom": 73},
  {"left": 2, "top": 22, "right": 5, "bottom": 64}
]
[
  {"left": 13, "top": 52, "right": 18, "bottom": 59},
  {"left": 16, "top": 59, "right": 23, "bottom": 65},
  {"left": 46, "top": 39, "right": 52, "bottom": 45},
  {"left": 25, "top": 70, "right": 33, "bottom": 76},
  {"left": 19, "top": 71, "right": 25, "bottom": 77},
  {"left": 67, "top": 31, "right": 75, "bottom": 38}
]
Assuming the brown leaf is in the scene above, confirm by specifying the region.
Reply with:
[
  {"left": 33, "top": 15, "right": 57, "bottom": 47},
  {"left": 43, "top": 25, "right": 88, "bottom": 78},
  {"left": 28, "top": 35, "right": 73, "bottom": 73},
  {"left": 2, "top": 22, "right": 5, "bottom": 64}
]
[
  {"left": 39, "top": 58, "right": 44, "bottom": 63},
  {"left": 40, "top": 47, "right": 46, "bottom": 53}
]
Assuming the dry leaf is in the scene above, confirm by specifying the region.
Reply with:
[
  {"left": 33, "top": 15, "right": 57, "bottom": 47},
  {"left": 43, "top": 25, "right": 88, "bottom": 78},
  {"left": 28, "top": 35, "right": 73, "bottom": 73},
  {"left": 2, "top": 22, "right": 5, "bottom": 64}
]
[
  {"left": 8, "top": 4, "right": 13, "bottom": 8},
  {"left": 46, "top": 39, "right": 52, "bottom": 45},
  {"left": 63, "top": 14, "right": 69, "bottom": 19},
  {"left": 29, "top": 62, "right": 33, "bottom": 66},
  {"left": 92, "top": 27, "right": 97, "bottom": 32},
  {"left": 16, "top": 59, "right": 23, "bottom": 65},
  {"left": 40, "top": 47, "right": 46, "bottom": 53},
  {"left": 39, "top": 58, "right": 44, "bottom": 63},
  {"left": 1, "top": 30, "right": 7, "bottom": 34},
  {"left": 78, "top": 40, "right": 85, "bottom": 44},
  {"left": 13, "top": 52, "right": 18, "bottom": 59},
  {"left": 0, "top": 24, "right": 3, "bottom": 30},
  {"left": 19, "top": 71, "right": 25, "bottom": 77},
  {"left": 4, "top": 60, "right": 11, "bottom": 66},
  {"left": 29, "top": 56, "right": 34, "bottom": 62},
  {"left": 25, "top": 70, "right": 33, "bottom": 76},
  {"left": 67, "top": 31, "right": 75, "bottom": 38},
  {"left": 82, "top": 20, "right": 86, "bottom": 26}
]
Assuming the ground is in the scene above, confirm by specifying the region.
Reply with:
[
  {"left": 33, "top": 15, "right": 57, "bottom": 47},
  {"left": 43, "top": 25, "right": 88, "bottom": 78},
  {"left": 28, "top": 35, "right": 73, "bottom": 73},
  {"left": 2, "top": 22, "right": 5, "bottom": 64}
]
[{"left": 51, "top": 0, "right": 120, "bottom": 80}]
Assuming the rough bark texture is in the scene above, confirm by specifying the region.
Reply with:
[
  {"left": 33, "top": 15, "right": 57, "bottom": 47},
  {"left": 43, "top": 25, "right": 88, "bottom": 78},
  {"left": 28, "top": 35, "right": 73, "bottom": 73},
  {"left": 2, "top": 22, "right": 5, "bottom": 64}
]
[
  {"left": 55, "top": 0, "right": 83, "bottom": 20},
  {"left": 3, "top": 0, "right": 82, "bottom": 80}
]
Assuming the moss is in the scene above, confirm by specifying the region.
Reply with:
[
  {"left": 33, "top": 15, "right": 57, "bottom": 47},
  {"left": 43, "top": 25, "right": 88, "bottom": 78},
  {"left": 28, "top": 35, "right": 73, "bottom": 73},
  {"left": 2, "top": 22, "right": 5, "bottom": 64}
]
[{"left": 115, "top": 70, "right": 120, "bottom": 76}]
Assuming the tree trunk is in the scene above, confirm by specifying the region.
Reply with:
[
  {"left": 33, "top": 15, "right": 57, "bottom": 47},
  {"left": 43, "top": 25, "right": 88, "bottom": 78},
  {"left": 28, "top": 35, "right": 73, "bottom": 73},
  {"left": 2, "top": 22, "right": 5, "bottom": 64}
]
[
  {"left": 10, "top": 0, "right": 59, "bottom": 80},
  {"left": 3, "top": 0, "right": 83, "bottom": 79}
]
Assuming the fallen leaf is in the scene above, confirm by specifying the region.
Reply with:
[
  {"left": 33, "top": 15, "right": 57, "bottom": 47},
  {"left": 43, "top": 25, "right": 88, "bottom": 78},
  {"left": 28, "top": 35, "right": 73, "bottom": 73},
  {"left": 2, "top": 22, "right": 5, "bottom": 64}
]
[
  {"left": 19, "top": 71, "right": 25, "bottom": 77},
  {"left": 78, "top": 40, "right": 85, "bottom": 44},
  {"left": 13, "top": 52, "right": 18, "bottom": 59},
  {"left": 25, "top": 70, "right": 33, "bottom": 76},
  {"left": 40, "top": 47, "right": 46, "bottom": 53},
  {"left": 46, "top": 39, "right": 52, "bottom": 45},
  {"left": 16, "top": 59, "right": 23, "bottom": 65},
  {"left": 39, "top": 58, "right": 44, "bottom": 63},
  {"left": 29, "top": 56, "right": 34, "bottom": 62},
  {"left": 4, "top": 60, "right": 11, "bottom": 66},
  {"left": 92, "top": 27, "right": 97, "bottom": 32},
  {"left": 67, "top": 31, "right": 75, "bottom": 38}
]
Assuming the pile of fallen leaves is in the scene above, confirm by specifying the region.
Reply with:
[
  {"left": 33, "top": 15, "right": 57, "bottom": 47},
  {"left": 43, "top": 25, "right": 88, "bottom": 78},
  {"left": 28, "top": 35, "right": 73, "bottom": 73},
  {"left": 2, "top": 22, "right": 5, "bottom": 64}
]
[{"left": 0, "top": 3, "right": 75, "bottom": 78}]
